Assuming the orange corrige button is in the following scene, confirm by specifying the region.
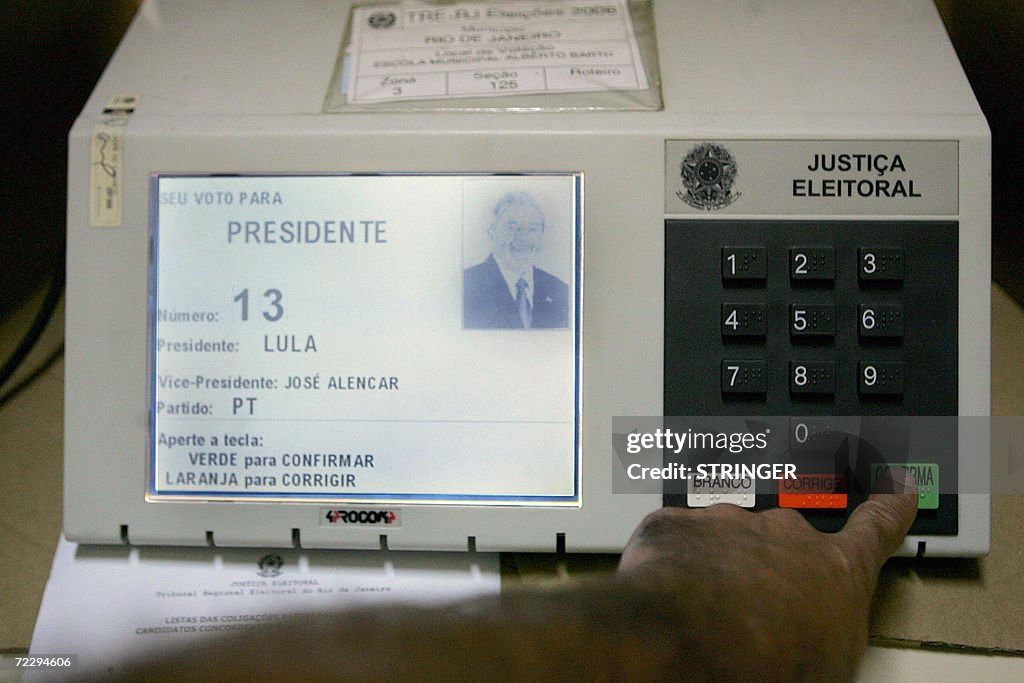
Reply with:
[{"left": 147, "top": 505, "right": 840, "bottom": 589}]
[{"left": 778, "top": 473, "right": 848, "bottom": 509}]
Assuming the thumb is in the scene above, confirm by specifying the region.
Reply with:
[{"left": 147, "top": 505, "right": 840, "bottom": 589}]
[{"left": 838, "top": 468, "right": 918, "bottom": 574}]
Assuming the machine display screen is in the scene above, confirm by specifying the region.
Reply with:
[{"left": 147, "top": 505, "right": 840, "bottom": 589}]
[{"left": 149, "top": 173, "right": 581, "bottom": 505}]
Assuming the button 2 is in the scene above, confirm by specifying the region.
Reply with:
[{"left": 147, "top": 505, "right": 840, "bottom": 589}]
[{"left": 790, "top": 247, "right": 835, "bottom": 282}]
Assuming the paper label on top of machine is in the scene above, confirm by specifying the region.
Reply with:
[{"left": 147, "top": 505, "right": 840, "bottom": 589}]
[
  {"left": 89, "top": 94, "right": 139, "bottom": 227},
  {"left": 344, "top": 0, "right": 649, "bottom": 103},
  {"left": 665, "top": 140, "right": 959, "bottom": 216}
]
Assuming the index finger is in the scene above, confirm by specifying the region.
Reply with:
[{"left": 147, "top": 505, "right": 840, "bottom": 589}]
[{"left": 837, "top": 468, "right": 918, "bottom": 574}]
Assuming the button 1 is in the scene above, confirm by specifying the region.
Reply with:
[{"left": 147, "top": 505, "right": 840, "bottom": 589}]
[
  {"left": 790, "top": 303, "right": 835, "bottom": 338},
  {"left": 790, "top": 361, "right": 836, "bottom": 395},
  {"left": 722, "top": 303, "right": 767, "bottom": 338},
  {"left": 722, "top": 360, "right": 766, "bottom": 395},
  {"left": 858, "top": 361, "right": 904, "bottom": 395},
  {"left": 859, "top": 303, "right": 904, "bottom": 338},
  {"left": 859, "top": 247, "right": 904, "bottom": 282},
  {"left": 722, "top": 247, "right": 767, "bottom": 281},
  {"left": 870, "top": 463, "right": 939, "bottom": 509},
  {"left": 778, "top": 473, "right": 847, "bottom": 509},
  {"left": 790, "top": 247, "right": 835, "bottom": 281}
]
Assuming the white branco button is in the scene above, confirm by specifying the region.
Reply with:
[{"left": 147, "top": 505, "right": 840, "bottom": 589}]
[{"left": 687, "top": 475, "right": 756, "bottom": 508}]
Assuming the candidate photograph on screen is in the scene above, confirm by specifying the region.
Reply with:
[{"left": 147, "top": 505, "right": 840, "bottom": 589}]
[{"left": 463, "top": 189, "right": 571, "bottom": 330}]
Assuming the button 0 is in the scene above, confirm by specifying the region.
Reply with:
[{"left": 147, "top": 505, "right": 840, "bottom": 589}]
[
  {"left": 859, "top": 247, "right": 904, "bottom": 282},
  {"left": 790, "top": 304, "right": 835, "bottom": 338},
  {"left": 778, "top": 473, "right": 848, "bottom": 509},
  {"left": 870, "top": 463, "right": 939, "bottom": 509},
  {"left": 722, "top": 303, "right": 767, "bottom": 337},
  {"left": 789, "top": 417, "right": 851, "bottom": 456},
  {"left": 859, "top": 304, "right": 904, "bottom": 338},
  {"left": 722, "top": 360, "right": 766, "bottom": 394},
  {"left": 790, "top": 247, "right": 835, "bottom": 281},
  {"left": 722, "top": 247, "right": 767, "bottom": 281}
]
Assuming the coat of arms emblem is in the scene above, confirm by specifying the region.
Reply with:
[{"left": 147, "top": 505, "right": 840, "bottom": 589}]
[{"left": 678, "top": 143, "right": 741, "bottom": 210}]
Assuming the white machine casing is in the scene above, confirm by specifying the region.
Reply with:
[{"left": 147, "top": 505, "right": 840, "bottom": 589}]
[{"left": 65, "top": 0, "right": 990, "bottom": 555}]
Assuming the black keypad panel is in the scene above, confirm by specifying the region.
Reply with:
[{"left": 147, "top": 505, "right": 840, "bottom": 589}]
[{"left": 664, "top": 220, "right": 959, "bottom": 535}]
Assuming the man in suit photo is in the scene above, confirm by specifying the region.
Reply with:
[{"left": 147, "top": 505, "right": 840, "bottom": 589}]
[{"left": 463, "top": 191, "right": 570, "bottom": 329}]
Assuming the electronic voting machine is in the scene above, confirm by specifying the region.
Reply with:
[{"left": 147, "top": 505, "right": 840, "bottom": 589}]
[{"left": 65, "top": 0, "right": 991, "bottom": 555}]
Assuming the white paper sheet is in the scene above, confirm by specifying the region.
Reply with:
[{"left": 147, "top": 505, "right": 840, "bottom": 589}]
[
  {"left": 345, "top": 0, "right": 650, "bottom": 103},
  {"left": 26, "top": 536, "right": 499, "bottom": 680}
]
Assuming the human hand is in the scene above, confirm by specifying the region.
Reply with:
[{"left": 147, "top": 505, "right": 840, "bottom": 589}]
[
  {"left": 114, "top": 472, "right": 916, "bottom": 683},
  {"left": 618, "top": 469, "right": 918, "bottom": 682}
]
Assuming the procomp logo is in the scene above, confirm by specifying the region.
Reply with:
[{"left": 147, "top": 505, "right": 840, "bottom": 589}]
[{"left": 323, "top": 509, "right": 400, "bottom": 526}]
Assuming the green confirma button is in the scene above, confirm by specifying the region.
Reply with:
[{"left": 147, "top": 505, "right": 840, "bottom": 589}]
[{"left": 870, "top": 463, "right": 939, "bottom": 510}]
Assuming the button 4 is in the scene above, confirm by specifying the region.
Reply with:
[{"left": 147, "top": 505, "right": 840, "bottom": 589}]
[{"left": 722, "top": 303, "right": 767, "bottom": 338}]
